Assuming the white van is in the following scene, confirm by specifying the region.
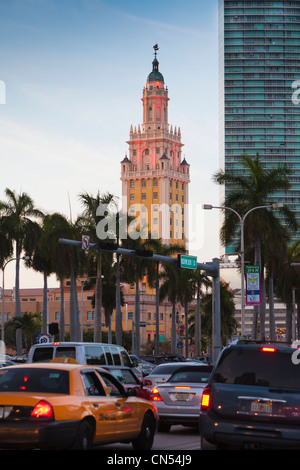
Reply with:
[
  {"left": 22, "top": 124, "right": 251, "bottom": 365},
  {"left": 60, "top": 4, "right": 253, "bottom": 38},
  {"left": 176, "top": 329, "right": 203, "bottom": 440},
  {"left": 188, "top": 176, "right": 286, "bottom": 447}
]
[{"left": 27, "top": 342, "right": 133, "bottom": 369}]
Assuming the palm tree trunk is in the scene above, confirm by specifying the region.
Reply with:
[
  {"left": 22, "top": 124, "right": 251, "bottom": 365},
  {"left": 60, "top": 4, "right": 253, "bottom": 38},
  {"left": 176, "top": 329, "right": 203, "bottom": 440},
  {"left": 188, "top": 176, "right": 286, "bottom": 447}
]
[
  {"left": 42, "top": 270, "right": 48, "bottom": 334},
  {"left": 185, "top": 300, "right": 189, "bottom": 357},
  {"left": 195, "top": 282, "right": 201, "bottom": 357},
  {"left": 260, "top": 267, "right": 266, "bottom": 341},
  {"left": 155, "top": 264, "right": 159, "bottom": 355},
  {"left": 286, "top": 290, "right": 293, "bottom": 343},
  {"left": 15, "top": 243, "right": 22, "bottom": 355},
  {"left": 115, "top": 253, "right": 122, "bottom": 345},
  {"left": 135, "top": 270, "right": 140, "bottom": 355},
  {"left": 268, "top": 272, "right": 276, "bottom": 341},
  {"left": 94, "top": 255, "right": 102, "bottom": 343},
  {"left": 171, "top": 302, "right": 176, "bottom": 354},
  {"left": 59, "top": 277, "right": 65, "bottom": 341},
  {"left": 70, "top": 268, "right": 80, "bottom": 341}
]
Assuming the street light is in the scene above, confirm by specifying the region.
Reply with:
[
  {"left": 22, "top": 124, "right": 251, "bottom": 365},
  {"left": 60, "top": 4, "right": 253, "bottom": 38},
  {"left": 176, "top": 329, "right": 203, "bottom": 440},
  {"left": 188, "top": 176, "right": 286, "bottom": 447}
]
[
  {"left": 203, "top": 202, "right": 283, "bottom": 337},
  {"left": 1, "top": 256, "right": 29, "bottom": 344}
]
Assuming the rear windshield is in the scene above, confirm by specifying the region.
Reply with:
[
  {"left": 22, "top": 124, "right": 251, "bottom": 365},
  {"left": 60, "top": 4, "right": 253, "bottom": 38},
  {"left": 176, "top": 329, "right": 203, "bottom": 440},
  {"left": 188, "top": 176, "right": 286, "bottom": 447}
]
[
  {"left": 150, "top": 364, "right": 184, "bottom": 375},
  {"left": 169, "top": 370, "right": 211, "bottom": 383},
  {"left": 0, "top": 368, "right": 69, "bottom": 394},
  {"left": 213, "top": 347, "right": 300, "bottom": 389}
]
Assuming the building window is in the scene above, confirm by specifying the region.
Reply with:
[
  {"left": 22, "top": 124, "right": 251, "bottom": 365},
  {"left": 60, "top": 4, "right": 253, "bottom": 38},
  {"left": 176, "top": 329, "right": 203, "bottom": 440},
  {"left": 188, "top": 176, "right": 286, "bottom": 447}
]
[
  {"left": 142, "top": 180, "right": 146, "bottom": 187},
  {"left": 153, "top": 192, "right": 158, "bottom": 199},
  {"left": 130, "top": 194, "right": 135, "bottom": 201},
  {"left": 142, "top": 193, "right": 146, "bottom": 200},
  {"left": 130, "top": 180, "right": 135, "bottom": 188}
]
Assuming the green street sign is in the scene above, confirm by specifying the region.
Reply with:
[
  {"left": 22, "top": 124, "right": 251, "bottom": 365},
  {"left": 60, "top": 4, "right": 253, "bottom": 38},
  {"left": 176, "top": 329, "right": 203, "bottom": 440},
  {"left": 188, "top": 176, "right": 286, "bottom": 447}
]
[{"left": 178, "top": 254, "right": 197, "bottom": 270}]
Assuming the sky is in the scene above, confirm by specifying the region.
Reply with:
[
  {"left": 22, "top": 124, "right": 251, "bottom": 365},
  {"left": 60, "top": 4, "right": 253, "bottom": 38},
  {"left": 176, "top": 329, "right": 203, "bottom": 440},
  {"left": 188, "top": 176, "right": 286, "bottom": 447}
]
[{"left": 0, "top": 0, "right": 235, "bottom": 290}]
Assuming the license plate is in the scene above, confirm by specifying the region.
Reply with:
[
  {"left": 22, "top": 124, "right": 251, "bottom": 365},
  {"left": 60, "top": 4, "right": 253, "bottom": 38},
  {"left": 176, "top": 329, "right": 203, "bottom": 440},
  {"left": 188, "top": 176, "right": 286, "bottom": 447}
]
[
  {"left": 250, "top": 401, "right": 272, "bottom": 414},
  {"left": 175, "top": 392, "right": 190, "bottom": 401}
]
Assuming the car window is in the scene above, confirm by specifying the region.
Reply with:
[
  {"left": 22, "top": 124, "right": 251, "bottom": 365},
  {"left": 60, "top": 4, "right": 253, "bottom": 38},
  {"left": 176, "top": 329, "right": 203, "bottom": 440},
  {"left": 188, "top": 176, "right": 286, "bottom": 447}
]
[
  {"left": 213, "top": 347, "right": 300, "bottom": 389},
  {"left": 56, "top": 347, "right": 76, "bottom": 359},
  {"left": 85, "top": 346, "right": 106, "bottom": 365},
  {"left": 169, "top": 371, "right": 211, "bottom": 383},
  {"left": 108, "top": 368, "right": 138, "bottom": 385},
  {"left": 0, "top": 368, "right": 69, "bottom": 394},
  {"left": 98, "top": 372, "right": 124, "bottom": 397},
  {"left": 81, "top": 371, "right": 106, "bottom": 396},
  {"left": 32, "top": 347, "right": 54, "bottom": 362},
  {"left": 150, "top": 364, "right": 182, "bottom": 375},
  {"left": 110, "top": 347, "right": 121, "bottom": 365}
]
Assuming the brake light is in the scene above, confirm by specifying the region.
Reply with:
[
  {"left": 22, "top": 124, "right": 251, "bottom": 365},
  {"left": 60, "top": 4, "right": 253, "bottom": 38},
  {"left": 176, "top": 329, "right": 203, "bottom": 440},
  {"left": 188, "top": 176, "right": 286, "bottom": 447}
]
[
  {"left": 150, "top": 388, "right": 163, "bottom": 402},
  {"left": 201, "top": 387, "right": 211, "bottom": 410},
  {"left": 261, "top": 347, "right": 276, "bottom": 353},
  {"left": 31, "top": 401, "right": 54, "bottom": 419}
]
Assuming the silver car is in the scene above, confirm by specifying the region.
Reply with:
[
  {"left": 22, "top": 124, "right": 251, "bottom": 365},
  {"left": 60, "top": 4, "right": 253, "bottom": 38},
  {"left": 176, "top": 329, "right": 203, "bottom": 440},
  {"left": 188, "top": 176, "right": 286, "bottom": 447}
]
[
  {"left": 144, "top": 362, "right": 195, "bottom": 389},
  {"left": 150, "top": 364, "right": 212, "bottom": 432}
]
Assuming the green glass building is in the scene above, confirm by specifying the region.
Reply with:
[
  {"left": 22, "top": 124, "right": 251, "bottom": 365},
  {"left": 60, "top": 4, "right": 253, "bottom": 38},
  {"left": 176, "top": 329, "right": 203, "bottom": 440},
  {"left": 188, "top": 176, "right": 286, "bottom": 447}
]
[{"left": 218, "top": 0, "right": 300, "bottom": 253}]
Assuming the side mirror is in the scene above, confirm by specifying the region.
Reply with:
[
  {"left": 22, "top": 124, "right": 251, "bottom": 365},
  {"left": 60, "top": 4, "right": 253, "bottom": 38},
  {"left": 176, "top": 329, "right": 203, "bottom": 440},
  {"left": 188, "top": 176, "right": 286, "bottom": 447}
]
[{"left": 126, "top": 387, "right": 137, "bottom": 397}]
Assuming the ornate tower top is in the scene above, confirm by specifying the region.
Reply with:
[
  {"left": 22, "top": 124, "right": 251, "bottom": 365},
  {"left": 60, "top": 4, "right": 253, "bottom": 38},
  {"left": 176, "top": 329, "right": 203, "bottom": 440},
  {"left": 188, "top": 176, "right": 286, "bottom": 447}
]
[{"left": 147, "top": 44, "right": 164, "bottom": 84}]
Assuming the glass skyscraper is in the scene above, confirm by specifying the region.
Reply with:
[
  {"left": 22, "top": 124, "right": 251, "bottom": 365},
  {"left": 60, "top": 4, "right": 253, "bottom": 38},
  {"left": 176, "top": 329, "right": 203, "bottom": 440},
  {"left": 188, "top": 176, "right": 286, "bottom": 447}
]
[{"left": 219, "top": 0, "right": 300, "bottom": 253}]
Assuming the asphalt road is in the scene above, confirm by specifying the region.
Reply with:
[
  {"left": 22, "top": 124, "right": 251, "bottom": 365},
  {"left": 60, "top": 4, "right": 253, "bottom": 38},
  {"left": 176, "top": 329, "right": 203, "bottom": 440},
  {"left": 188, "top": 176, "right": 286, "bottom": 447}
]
[{"left": 95, "top": 425, "right": 201, "bottom": 451}]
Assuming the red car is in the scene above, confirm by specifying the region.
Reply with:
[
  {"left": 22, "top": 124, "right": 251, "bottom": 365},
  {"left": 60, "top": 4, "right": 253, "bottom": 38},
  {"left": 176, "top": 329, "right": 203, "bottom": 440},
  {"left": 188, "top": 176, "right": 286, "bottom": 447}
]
[{"left": 102, "top": 366, "right": 152, "bottom": 400}]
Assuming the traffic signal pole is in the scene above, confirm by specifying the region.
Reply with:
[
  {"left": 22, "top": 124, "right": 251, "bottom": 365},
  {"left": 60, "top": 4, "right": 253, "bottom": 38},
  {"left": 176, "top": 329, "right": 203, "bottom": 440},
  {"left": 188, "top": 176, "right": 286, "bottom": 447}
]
[{"left": 58, "top": 238, "right": 221, "bottom": 363}]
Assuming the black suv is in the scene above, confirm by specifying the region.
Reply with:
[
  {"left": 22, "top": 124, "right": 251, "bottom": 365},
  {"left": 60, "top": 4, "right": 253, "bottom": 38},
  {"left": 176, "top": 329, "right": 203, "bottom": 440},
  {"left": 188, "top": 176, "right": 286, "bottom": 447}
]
[{"left": 200, "top": 340, "right": 300, "bottom": 449}]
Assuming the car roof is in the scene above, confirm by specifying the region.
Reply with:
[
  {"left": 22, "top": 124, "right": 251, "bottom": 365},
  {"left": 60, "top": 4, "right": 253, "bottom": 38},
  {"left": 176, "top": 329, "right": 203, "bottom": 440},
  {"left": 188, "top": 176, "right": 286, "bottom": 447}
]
[
  {"left": 227, "top": 340, "right": 294, "bottom": 353},
  {"left": 1, "top": 362, "right": 107, "bottom": 372}
]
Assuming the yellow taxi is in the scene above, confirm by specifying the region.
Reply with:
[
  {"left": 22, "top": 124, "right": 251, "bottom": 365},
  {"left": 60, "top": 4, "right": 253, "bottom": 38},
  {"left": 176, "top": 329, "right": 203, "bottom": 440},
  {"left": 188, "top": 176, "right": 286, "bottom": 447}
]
[{"left": 0, "top": 361, "right": 158, "bottom": 450}]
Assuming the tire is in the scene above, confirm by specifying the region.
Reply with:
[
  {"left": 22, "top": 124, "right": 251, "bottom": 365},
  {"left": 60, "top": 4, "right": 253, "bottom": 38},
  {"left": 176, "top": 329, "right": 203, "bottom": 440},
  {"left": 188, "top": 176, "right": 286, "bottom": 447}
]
[
  {"left": 72, "top": 420, "right": 94, "bottom": 450},
  {"left": 132, "top": 413, "right": 156, "bottom": 450}
]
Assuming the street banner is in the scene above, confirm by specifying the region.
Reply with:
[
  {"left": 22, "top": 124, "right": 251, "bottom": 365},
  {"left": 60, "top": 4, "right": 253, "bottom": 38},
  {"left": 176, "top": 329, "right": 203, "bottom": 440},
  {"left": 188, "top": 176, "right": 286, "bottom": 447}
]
[{"left": 245, "top": 265, "right": 260, "bottom": 306}]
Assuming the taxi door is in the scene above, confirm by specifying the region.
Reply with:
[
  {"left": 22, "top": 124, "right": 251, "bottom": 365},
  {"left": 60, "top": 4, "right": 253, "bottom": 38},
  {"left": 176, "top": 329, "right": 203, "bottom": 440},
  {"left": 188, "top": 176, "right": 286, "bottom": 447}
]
[
  {"left": 96, "top": 370, "right": 140, "bottom": 439},
  {"left": 81, "top": 370, "right": 120, "bottom": 443}
]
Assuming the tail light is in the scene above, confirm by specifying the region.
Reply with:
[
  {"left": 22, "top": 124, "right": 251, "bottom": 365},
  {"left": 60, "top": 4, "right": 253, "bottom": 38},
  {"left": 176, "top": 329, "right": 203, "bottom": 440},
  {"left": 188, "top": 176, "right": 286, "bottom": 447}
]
[
  {"left": 31, "top": 400, "right": 54, "bottom": 419},
  {"left": 260, "top": 347, "right": 276, "bottom": 353},
  {"left": 201, "top": 387, "right": 211, "bottom": 410},
  {"left": 150, "top": 387, "right": 163, "bottom": 402}
]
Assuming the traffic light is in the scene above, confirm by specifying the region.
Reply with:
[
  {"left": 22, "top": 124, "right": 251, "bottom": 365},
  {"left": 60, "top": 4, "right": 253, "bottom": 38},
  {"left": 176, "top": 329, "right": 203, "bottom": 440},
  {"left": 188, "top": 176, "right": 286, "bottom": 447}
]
[
  {"left": 135, "top": 249, "right": 153, "bottom": 257},
  {"left": 96, "top": 241, "right": 118, "bottom": 251},
  {"left": 49, "top": 322, "right": 59, "bottom": 336}
]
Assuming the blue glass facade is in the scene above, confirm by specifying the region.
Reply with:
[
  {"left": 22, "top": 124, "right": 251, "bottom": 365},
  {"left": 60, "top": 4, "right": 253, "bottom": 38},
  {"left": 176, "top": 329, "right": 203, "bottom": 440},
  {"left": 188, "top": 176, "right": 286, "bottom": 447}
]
[{"left": 219, "top": 0, "right": 300, "bottom": 253}]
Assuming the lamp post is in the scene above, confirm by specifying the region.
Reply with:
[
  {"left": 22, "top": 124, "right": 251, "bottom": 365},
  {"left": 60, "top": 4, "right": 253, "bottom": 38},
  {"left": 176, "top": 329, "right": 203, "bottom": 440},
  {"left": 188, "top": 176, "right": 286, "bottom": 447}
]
[
  {"left": 1, "top": 256, "right": 29, "bottom": 344},
  {"left": 203, "top": 202, "right": 283, "bottom": 337}
]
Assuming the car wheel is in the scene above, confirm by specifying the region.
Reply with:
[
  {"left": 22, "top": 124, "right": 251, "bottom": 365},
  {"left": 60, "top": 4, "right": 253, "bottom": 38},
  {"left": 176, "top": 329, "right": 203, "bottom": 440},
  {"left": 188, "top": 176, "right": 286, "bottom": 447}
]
[
  {"left": 72, "top": 420, "right": 94, "bottom": 450},
  {"left": 132, "top": 413, "right": 155, "bottom": 450}
]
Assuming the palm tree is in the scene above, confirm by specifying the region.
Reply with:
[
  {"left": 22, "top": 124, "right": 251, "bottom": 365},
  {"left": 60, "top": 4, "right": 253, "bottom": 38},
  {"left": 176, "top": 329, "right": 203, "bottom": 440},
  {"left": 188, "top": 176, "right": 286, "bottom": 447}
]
[
  {"left": 189, "top": 270, "right": 211, "bottom": 357},
  {"left": 159, "top": 262, "right": 193, "bottom": 354},
  {"left": 24, "top": 218, "right": 53, "bottom": 334},
  {"left": 201, "top": 281, "right": 237, "bottom": 345},
  {"left": 213, "top": 153, "right": 297, "bottom": 338},
  {"left": 40, "top": 212, "right": 85, "bottom": 341},
  {"left": 0, "top": 189, "right": 43, "bottom": 353},
  {"left": 6, "top": 312, "right": 42, "bottom": 354},
  {"left": 78, "top": 190, "right": 118, "bottom": 342}
]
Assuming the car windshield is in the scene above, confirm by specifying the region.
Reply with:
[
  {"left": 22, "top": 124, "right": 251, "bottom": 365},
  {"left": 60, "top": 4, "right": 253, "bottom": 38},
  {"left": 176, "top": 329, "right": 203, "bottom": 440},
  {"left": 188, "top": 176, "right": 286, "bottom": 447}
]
[
  {"left": 0, "top": 368, "right": 69, "bottom": 394},
  {"left": 213, "top": 347, "right": 300, "bottom": 389},
  {"left": 168, "top": 370, "right": 211, "bottom": 383}
]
